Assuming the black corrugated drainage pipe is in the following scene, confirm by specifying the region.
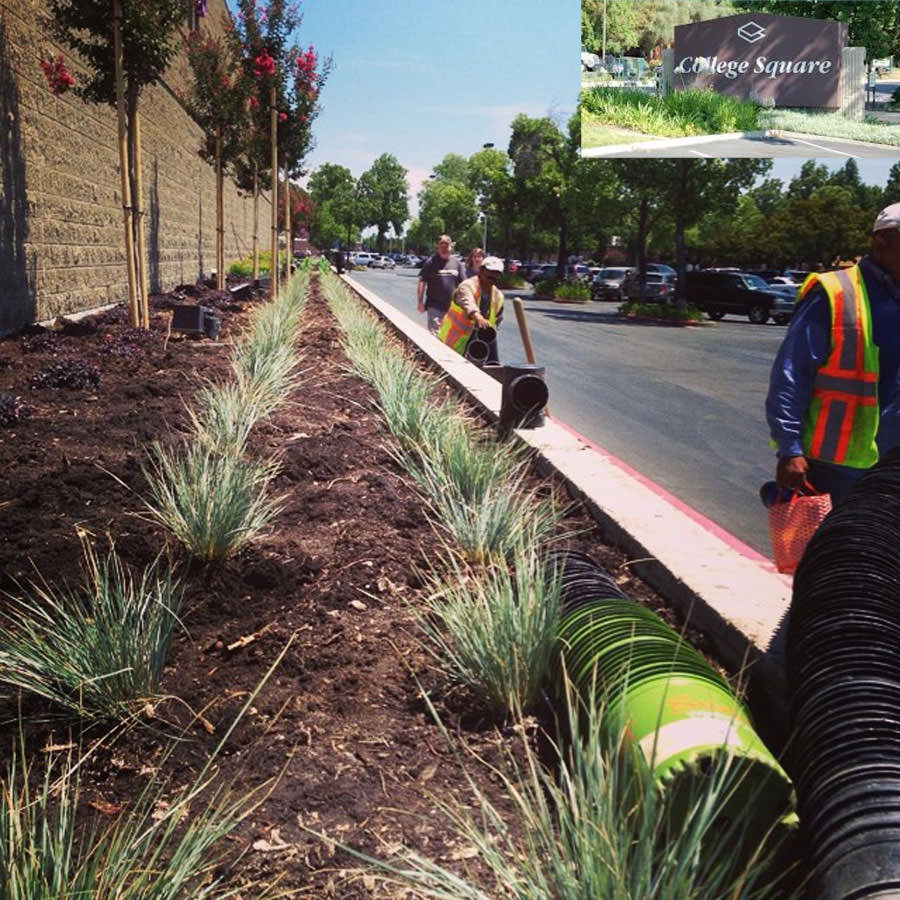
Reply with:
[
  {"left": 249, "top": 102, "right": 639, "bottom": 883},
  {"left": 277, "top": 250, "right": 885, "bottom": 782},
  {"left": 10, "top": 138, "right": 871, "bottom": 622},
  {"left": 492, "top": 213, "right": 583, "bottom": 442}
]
[
  {"left": 499, "top": 364, "right": 548, "bottom": 432},
  {"left": 550, "top": 549, "right": 795, "bottom": 853},
  {"left": 788, "top": 452, "right": 900, "bottom": 899}
]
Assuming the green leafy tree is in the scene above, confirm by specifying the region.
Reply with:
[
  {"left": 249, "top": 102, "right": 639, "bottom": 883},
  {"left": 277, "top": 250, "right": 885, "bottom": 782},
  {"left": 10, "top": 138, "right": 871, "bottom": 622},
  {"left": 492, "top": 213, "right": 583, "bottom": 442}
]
[
  {"left": 44, "top": 0, "right": 186, "bottom": 325},
  {"left": 508, "top": 113, "right": 582, "bottom": 275},
  {"left": 308, "top": 163, "right": 360, "bottom": 249},
  {"left": 737, "top": 1, "right": 900, "bottom": 58},
  {"left": 467, "top": 146, "right": 518, "bottom": 260},
  {"left": 417, "top": 179, "right": 479, "bottom": 248},
  {"left": 358, "top": 154, "right": 409, "bottom": 254},
  {"left": 884, "top": 161, "right": 900, "bottom": 204},
  {"left": 786, "top": 160, "right": 833, "bottom": 200}
]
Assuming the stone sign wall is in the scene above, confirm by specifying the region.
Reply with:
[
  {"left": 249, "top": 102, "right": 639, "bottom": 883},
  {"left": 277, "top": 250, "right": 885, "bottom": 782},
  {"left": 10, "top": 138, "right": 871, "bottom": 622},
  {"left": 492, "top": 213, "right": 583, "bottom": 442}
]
[
  {"left": 674, "top": 12, "right": 848, "bottom": 108},
  {"left": 0, "top": 0, "right": 268, "bottom": 333}
]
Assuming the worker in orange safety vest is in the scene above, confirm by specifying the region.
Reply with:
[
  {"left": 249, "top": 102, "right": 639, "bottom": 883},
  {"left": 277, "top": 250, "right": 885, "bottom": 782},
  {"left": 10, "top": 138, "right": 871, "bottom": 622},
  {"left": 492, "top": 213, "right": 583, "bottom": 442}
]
[
  {"left": 437, "top": 256, "right": 505, "bottom": 362},
  {"left": 766, "top": 202, "right": 900, "bottom": 505}
]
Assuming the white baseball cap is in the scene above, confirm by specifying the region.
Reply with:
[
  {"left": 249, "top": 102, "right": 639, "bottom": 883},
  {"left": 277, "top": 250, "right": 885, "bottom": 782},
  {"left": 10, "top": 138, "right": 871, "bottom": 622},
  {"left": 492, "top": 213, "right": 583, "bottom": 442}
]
[
  {"left": 481, "top": 256, "right": 503, "bottom": 273},
  {"left": 873, "top": 203, "right": 900, "bottom": 233}
]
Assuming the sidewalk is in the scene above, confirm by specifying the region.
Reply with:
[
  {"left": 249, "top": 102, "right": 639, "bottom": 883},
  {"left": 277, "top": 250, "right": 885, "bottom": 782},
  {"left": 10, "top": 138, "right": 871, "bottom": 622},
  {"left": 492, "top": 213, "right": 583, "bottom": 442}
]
[{"left": 343, "top": 273, "right": 793, "bottom": 725}]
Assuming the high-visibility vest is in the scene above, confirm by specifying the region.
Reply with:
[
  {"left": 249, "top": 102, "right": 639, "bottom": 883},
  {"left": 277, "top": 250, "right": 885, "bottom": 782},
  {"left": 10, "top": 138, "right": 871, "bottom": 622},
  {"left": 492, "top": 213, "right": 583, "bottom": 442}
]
[
  {"left": 798, "top": 265, "right": 879, "bottom": 468},
  {"left": 437, "top": 280, "right": 504, "bottom": 354}
]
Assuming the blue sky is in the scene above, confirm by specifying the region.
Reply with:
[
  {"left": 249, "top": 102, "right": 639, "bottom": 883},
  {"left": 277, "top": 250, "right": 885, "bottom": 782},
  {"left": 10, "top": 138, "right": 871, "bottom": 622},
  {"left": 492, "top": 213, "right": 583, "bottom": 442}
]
[
  {"left": 222, "top": 2, "right": 898, "bottom": 214},
  {"left": 225, "top": 0, "right": 580, "bottom": 205}
]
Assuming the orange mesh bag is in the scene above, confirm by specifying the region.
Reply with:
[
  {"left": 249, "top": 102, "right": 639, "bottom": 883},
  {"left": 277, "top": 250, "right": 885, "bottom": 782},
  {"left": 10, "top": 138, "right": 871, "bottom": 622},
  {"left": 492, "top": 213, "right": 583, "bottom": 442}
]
[{"left": 768, "top": 491, "right": 832, "bottom": 575}]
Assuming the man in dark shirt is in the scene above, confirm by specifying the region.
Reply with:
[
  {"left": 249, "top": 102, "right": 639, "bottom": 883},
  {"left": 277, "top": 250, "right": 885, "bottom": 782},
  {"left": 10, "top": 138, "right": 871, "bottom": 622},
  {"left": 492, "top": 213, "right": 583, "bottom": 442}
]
[{"left": 416, "top": 234, "right": 465, "bottom": 334}]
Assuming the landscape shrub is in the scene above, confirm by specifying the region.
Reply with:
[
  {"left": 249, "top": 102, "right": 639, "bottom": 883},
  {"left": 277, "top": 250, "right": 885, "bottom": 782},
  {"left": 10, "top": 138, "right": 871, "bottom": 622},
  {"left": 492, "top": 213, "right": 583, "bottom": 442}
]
[
  {"left": 142, "top": 440, "right": 283, "bottom": 562},
  {"left": 0, "top": 542, "right": 182, "bottom": 721},
  {"left": 582, "top": 87, "right": 759, "bottom": 137},
  {"left": 0, "top": 649, "right": 289, "bottom": 897},
  {"left": 619, "top": 300, "right": 703, "bottom": 322},
  {"left": 0, "top": 392, "right": 33, "bottom": 426},
  {"left": 29, "top": 358, "right": 101, "bottom": 390},
  {"left": 344, "top": 682, "right": 799, "bottom": 899},
  {"left": 553, "top": 281, "right": 591, "bottom": 301},
  {"left": 414, "top": 536, "right": 562, "bottom": 715}
]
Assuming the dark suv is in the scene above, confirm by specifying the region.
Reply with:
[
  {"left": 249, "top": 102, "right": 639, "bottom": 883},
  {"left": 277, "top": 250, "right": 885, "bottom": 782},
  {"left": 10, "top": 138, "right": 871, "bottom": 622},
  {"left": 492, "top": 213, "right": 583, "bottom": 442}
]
[{"left": 684, "top": 270, "right": 780, "bottom": 324}]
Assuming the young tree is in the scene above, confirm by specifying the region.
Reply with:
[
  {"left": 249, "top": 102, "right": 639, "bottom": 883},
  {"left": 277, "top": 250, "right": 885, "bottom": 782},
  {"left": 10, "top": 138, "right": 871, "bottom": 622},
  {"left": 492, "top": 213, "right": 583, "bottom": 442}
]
[
  {"left": 45, "top": 0, "right": 186, "bottom": 327},
  {"left": 358, "top": 154, "right": 409, "bottom": 254},
  {"left": 184, "top": 29, "right": 248, "bottom": 289}
]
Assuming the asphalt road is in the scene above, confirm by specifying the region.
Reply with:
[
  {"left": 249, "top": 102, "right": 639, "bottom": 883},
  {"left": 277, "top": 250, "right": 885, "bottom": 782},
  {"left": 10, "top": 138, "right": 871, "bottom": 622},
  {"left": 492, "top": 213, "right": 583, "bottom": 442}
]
[
  {"left": 584, "top": 131, "right": 900, "bottom": 158},
  {"left": 350, "top": 267, "right": 786, "bottom": 555}
]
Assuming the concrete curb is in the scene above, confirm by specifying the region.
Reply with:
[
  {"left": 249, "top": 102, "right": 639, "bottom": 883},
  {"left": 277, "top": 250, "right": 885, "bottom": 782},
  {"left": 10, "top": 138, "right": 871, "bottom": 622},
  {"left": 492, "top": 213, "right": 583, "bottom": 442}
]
[
  {"left": 582, "top": 128, "right": 900, "bottom": 157},
  {"left": 581, "top": 130, "right": 765, "bottom": 157},
  {"left": 343, "top": 274, "right": 792, "bottom": 719}
]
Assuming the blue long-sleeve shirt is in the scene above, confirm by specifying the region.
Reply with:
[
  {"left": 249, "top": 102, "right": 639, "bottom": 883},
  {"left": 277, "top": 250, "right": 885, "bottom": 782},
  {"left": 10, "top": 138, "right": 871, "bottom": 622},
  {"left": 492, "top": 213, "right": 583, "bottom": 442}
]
[{"left": 766, "top": 257, "right": 900, "bottom": 460}]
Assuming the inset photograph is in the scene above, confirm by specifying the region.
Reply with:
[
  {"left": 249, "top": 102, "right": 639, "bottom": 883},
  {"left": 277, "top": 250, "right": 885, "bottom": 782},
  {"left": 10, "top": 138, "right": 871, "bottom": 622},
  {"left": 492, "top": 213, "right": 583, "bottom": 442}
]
[{"left": 581, "top": 0, "right": 900, "bottom": 157}]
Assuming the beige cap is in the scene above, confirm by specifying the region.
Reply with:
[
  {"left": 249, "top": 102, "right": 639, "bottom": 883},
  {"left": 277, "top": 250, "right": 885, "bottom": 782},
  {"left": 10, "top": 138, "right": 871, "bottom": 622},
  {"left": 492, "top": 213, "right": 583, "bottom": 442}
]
[
  {"left": 873, "top": 203, "right": 900, "bottom": 232},
  {"left": 481, "top": 256, "right": 503, "bottom": 273}
]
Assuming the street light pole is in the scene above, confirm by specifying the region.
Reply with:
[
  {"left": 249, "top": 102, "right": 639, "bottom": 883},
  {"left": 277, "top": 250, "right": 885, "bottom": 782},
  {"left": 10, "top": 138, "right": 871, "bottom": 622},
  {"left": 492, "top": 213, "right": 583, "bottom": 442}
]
[{"left": 482, "top": 212, "right": 488, "bottom": 252}]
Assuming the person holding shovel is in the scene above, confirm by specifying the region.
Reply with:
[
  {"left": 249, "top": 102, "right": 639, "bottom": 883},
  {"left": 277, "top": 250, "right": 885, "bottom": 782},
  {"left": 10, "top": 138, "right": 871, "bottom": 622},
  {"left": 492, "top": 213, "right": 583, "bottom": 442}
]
[{"left": 438, "top": 256, "right": 505, "bottom": 364}]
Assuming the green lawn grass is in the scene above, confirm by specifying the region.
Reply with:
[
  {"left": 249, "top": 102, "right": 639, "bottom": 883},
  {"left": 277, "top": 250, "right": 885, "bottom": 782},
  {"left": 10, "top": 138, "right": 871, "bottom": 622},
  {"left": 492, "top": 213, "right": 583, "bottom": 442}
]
[{"left": 581, "top": 113, "right": 660, "bottom": 148}]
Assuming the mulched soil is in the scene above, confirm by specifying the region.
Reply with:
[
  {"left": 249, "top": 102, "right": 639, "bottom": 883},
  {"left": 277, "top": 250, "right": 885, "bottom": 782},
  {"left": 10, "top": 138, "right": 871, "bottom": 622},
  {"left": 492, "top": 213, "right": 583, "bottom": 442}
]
[{"left": 0, "top": 273, "right": 743, "bottom": 896}]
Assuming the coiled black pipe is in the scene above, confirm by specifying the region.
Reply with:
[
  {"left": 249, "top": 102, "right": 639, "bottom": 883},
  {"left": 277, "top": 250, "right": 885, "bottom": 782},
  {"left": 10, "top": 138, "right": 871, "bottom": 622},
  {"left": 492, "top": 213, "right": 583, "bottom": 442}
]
[
  {"left": 788, "top": 451, "right": 900, "bottom": 899},
  {"left": 550, "top": 549, "right": 794, "bottom": 849}
]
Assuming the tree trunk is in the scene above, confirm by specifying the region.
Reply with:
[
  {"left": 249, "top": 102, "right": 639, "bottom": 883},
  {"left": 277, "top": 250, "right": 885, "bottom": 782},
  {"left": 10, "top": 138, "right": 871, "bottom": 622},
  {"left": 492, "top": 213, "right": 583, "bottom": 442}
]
[
  {"left": 216, "top": 126, "right": 224, "bottom": 291},
  {"left": 283, "top": 151, "right": 291, "bottom": 278},
  {"left": 270, "top": 85, "right": 278, "bottom": 299},
  {"left": 636, "top": 194, "right": 649, "bottom": 295},
  {"left": 252, "top": 161, "right": 259, "bottom": 287},
  {"left": 112, "top": 0, "right": 139, "bottom": 328},
  {"left": 556, "top": 214, "right": 568, "bottom": 279}
]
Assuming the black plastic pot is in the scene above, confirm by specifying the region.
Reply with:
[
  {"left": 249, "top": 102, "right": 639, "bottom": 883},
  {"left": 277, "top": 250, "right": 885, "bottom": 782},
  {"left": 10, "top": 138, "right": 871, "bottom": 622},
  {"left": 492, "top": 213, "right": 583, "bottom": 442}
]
[{"left": 499, "top": 364, "right": 548, "bottom": 432}]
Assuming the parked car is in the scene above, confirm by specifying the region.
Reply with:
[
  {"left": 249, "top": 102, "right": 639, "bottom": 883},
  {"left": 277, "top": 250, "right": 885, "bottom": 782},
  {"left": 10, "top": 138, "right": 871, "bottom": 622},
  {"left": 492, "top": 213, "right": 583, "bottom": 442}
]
[
  {"left": 783, "top": 270, "right": 811, "bottom": 284},
  {"left": 581, "top": 50, "right": 602, "bottom": 72},
  {"left": 591, "top": 267, "right": 634, "bottom": 301},
  {"left": 766, "top": 282, "right": 800, "bottom": 325},
  {"left": 368, "top": 255, "right": 395, "bottom": 269},
  {"left": 404, "top": 255, "right": 424, "bottom": 267},
  {"left": 624, "top": 272, "right": 677, "bottom": 303},
  {"left": 684, "top": 270, "right": 781, "bottom": 324},
  {"left": 745, "top": 269, "right": 782, "bottom": 282},
  {"left": 645, "top": 262, "right": 677, "bottom": 277},
  {"left": 352, "top": 251, "right": 377, "bottom": 267}
]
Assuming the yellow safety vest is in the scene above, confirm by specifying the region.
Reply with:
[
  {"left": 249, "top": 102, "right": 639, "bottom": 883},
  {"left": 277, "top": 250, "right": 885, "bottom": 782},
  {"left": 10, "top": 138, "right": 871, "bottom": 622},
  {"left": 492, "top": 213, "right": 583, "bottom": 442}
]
[
  {"left": 437, "top": 280, "right": 504, "bottom": 354},
  {"left": 798, "top": 265, "right": 879, "bottom": 468}
]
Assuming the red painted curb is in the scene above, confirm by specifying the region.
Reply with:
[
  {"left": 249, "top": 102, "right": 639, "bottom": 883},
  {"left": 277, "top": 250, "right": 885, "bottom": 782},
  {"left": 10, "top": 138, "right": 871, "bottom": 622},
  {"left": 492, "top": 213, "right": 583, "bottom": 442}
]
[{"left": 548, "top": 415, "right": 787, "bottom": 578}]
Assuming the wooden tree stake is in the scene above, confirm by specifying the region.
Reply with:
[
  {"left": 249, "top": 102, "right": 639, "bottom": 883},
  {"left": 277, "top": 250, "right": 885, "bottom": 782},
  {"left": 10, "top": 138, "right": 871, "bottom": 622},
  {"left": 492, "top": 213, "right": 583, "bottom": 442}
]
[{"left": 113, "top": 0, "right": 139, "bottom": 328}]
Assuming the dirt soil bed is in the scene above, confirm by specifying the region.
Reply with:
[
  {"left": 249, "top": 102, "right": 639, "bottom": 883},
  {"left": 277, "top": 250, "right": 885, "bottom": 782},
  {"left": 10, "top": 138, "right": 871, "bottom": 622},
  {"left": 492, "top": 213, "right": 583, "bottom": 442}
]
[{"left": 0, "top": 274, "right": 732, "bottom": 896}]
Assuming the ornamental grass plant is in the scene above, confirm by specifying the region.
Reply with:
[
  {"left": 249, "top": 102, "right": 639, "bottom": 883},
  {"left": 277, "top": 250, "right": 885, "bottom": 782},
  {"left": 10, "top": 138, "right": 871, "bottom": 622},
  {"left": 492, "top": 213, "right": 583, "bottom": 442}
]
[
  {"left": 0, "top": 540, "right": 182, "bottom": 721},
  {"left": 0, "top": 646, "right": 291, "bottom": 898},
  {"left": 345, "top": 684, "right": 800, "bottom": 900},
  {"left": 413, "top": 534, "right": 563, "bottom": 716},
  {"left": 142, "top": 439, "right": 283, "bottom": 562},
  {"left": 401, "top": 429, "right": 561, "bottom": 564},
  {"left": 321, "top": 269, "right": 562, "bottom": 563}
]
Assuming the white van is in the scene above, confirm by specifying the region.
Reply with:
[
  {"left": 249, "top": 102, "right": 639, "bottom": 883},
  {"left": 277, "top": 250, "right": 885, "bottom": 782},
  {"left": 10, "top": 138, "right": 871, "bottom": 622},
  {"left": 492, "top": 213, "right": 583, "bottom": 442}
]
[{"left": 352, "top": 252, "right": 376, "bottom": 267}]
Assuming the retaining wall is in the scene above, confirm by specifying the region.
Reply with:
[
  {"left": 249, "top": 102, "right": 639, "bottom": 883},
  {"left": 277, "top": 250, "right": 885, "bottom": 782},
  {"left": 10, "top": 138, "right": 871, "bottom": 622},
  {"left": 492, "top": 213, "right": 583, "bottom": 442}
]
[{"left": 0, "top": 0, "right": 267, "bottom": 333}]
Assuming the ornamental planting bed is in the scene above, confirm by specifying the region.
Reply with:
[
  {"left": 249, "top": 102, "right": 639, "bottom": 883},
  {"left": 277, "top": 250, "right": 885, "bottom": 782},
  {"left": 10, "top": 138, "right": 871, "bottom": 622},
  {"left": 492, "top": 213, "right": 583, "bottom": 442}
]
[{"left": 0, "top": 275, "right": 733, "bottom": 894}]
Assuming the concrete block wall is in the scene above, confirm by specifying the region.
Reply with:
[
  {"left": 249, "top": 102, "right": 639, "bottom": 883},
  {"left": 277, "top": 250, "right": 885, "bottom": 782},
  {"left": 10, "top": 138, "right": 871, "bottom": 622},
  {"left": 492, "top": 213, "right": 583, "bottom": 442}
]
[{"left": 0, "top": 0, "right": 269, "bottom": 333}]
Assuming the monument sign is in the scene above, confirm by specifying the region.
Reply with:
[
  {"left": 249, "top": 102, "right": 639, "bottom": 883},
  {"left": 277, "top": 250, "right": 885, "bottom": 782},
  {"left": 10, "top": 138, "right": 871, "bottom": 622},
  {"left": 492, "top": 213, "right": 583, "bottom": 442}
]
[{"left": 674, "top": 13, "right": 848, "bottom": 108}]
